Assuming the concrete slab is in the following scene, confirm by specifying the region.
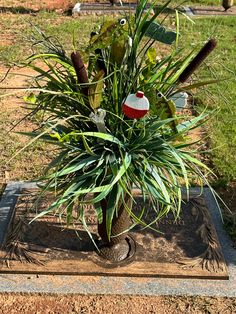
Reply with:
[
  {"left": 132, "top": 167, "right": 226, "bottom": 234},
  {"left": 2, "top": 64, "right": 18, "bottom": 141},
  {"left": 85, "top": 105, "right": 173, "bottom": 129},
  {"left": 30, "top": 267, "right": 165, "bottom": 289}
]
[{"left": 0, "top": 182, "right": 235, "bottom": 297}]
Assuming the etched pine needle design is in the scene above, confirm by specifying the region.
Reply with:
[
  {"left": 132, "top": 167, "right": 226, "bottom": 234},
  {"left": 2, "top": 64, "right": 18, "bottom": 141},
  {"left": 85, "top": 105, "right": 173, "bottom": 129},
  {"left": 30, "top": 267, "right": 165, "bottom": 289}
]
[{"left": 178, "top": 198, "right": 226, "bottom": 273}]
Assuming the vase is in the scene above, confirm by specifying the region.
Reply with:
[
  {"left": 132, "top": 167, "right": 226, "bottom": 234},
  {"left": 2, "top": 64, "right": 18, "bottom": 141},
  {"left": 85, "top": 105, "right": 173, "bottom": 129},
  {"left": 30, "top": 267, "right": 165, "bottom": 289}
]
[{"left": 97, "top": 194, "right": 133, "bottom": 262}]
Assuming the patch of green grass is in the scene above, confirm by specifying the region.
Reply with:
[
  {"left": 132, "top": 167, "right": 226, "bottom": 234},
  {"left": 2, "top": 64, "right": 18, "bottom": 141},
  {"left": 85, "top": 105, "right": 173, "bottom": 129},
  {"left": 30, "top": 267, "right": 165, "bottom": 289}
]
[
  {"left": 0, "top": 12, "right": 100, "bottom": 65},
  {"left": 0, "top": 99, "right": 54, "bottom": 181},
  {"left": 0, "top": 45, "right": 20, "bottom": 65},
  {"left": 177, "top": 16, "right": 236, "bottom": 183},
  {"left": 224, "top": 212, "right": 236, "bottom": 240},
  {"left": 162, "top": 0, "right": 223, "bottom": 7}
]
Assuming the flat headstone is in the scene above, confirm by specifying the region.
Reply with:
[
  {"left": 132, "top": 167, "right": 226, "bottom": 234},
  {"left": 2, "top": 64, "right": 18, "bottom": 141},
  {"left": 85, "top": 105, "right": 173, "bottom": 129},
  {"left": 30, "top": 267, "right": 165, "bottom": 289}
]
[
  {"left": 0, "top": 182, "right": 236, "bottom": 297},
  {"left": 0, "top": 183, "right": 228, "bottom": 280}
]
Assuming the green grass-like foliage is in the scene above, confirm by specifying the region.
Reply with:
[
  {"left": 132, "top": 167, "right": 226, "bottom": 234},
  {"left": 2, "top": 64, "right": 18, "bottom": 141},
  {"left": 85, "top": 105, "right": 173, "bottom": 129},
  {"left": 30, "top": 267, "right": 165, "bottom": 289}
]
[{"left": 19, "top": 0, "right": 219, "bottom": 243}]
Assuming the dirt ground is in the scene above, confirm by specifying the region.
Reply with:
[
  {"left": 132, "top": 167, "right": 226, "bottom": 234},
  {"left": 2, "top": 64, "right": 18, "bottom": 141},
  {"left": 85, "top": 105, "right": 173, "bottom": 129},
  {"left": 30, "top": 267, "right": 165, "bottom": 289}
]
[
  {"left": 0, "top": 65, "right": 54, "bottom": 182},
  {"left": 0, "top": 0, "right": 136, "bottom": 13},
  {"left": 0, "top": 0, "right": 75, "bottom": 12},
  {"left": 0, "top": 294, "right": 236, "bottom": 314}
]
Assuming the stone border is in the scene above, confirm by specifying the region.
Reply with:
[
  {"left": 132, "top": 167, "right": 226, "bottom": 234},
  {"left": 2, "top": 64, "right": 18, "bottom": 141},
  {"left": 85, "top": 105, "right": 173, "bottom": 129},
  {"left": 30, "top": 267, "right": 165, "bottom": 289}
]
[
  {"left": 71, "top": 3, "right": 236, "bottom": 16},
  {"left": 71, "top": 2, "right": 187, "bottom": 16},
  {"left": 0, "top": 182, "right": 236, "bottom": 297},
  {"left": 190, "top": 6, "right": 236, "bottom": 16}
]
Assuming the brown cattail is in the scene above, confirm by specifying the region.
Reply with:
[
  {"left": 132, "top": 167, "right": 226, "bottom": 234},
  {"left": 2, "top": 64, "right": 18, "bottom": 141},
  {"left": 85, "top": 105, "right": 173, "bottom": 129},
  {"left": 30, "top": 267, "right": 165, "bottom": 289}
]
[
  {"left": 71, "top": 51, "right": 89, "bottom": 96},
  {"left": 179, "top": 39, "right": 217, "bottom": 83}
]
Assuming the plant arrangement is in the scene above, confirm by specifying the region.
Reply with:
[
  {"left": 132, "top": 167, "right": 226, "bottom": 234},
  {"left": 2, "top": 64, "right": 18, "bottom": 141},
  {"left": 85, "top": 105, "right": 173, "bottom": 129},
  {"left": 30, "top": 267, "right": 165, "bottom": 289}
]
[{"left": 11, "top": 0, "right": 221, "bottom": 262}]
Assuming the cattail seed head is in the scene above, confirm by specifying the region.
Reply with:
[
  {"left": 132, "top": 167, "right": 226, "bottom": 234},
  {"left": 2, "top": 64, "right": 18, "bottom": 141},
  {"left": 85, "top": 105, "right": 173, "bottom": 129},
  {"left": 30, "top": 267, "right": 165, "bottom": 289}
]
[
  {"left": 71, "top": 51, "right": 89, "bottom": 96},
  {"left": 179, "top": 39, "right": 217, "bottom": 83}
]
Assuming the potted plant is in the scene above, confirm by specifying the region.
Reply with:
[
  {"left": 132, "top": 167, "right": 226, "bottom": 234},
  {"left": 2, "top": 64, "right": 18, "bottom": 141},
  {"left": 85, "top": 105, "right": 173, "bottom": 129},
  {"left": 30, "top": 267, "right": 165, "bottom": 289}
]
[{"left": 14, "top": 0, "right": 220, "bottom": 262}]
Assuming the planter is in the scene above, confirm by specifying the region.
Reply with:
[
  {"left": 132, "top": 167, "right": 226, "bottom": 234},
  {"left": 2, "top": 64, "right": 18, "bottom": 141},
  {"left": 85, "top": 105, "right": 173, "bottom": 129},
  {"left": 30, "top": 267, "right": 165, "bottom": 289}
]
[{"left": 97, "top": 195, "right": 134, "bottom": 262}]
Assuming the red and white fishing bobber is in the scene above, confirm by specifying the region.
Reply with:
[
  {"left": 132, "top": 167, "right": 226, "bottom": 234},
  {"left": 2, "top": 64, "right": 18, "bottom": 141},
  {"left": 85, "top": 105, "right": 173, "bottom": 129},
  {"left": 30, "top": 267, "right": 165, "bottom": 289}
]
[{"left": 122, "top": 91, "right": 150, "bottom": 119}]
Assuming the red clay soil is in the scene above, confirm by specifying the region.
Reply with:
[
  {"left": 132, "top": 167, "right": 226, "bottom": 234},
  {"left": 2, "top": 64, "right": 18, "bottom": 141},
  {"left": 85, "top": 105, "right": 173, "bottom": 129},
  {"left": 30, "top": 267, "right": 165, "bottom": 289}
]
[
  {"left": 0, "top": 294, "right": 236, "bottom": 313},
  {"left": 1, "top": 0, "right": 75, "bottom": 11},
  {"left": 1, "top": 0, "right": 138, "bottom": 12}
]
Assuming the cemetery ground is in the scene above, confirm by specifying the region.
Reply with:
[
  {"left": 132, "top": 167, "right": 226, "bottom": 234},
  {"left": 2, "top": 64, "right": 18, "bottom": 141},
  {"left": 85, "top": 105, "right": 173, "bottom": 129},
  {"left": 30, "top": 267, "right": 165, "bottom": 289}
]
[{"left": 0, "top": 2, "right": 236, "bottom": 312}]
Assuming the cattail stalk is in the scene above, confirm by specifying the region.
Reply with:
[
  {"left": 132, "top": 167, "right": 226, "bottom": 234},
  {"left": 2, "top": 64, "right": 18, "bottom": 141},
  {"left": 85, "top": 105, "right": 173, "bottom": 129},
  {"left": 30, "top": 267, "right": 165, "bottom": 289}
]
[
  {"left": 179, "top": 39, "right": 217, "bottom": 84},
  {"left": 71, "top": 51, "right": 89, "bottom": 96}
]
